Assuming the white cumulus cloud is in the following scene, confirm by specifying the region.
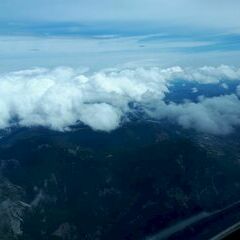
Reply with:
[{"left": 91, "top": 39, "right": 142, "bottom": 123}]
[
  {"left": 0, "top": 65, "right": 239, "bottom": 134},
  {"left": 147, "top": 94, "right": 240, "bottom": 135}
]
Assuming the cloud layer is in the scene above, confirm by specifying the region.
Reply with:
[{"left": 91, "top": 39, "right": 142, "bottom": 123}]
[
  {"left": 0, "top": 65, "right": 240, "bottom": 134},
  {"left": 1, "top": 0, "right": 240, "bottom": 30}
]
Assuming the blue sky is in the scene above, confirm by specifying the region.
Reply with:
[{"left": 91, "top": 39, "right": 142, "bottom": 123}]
[{"left": 0, "top": 0, "right": 240, "bottom": 71}]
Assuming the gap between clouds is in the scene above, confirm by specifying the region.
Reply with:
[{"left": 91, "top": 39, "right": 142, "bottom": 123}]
[{"left": 0, "top": 65, "right": 240, "bottom": 134}]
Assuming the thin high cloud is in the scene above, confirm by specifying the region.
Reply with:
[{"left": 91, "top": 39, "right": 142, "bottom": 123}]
[
  {"left": 0, "top": 65, "right": 240, "bottom": 134},
  {"left": 1, "top": 0, "right": 240, "bottom": 30},
  {"left": 1, "top": 1, "right": 240, "bottom": 72}
]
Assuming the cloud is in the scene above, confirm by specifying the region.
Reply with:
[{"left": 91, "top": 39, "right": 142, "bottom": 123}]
[
  {"left": 192, "top": 88, "right": 198, "bottom": 93},
  {"left": 0, "top": 65, "right": 239, "bottom": 134},
  {"left": 221, "top": 83, "right": 229, "bottom": 89},
  {"left": 78, "top": 103, "right": 122, "bottom": 131},
  {"left": 237, "top": 85, "right": 240, "bottom": 96},
  {"left": 147, "top": 94, "right": 240, "bottom": 135},
  {"left": 1, "top": 0, "right": 240, "bottom": 30},
  {"left": 170, "top": 65, "right": 240, "bottom": 84},
  {"left": 1, "top": 34, "right": 240, "bottom": 72}
]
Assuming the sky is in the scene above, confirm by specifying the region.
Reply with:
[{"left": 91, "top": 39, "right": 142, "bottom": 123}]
[
  {"left": 0, "top": 0, "right": 240, "bottom": 71},
  {"left": 0, "top": 1, "right": 240, "bottom": 134},
  {"left": 1, "top": 0, "right": 240, "bottom": 29}
]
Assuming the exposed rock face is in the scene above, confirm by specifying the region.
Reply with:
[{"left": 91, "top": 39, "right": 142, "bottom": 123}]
[
  {"left": 53, "top": 222, "right": 78, "bottom": 240},
  {"left": 0, "top": 177, "right": 29, "bottom": 240}
]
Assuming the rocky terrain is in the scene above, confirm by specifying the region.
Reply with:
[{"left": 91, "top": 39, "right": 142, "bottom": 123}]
[{"left": 0, "top": 123, "right": 239, "bottom": 239}]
